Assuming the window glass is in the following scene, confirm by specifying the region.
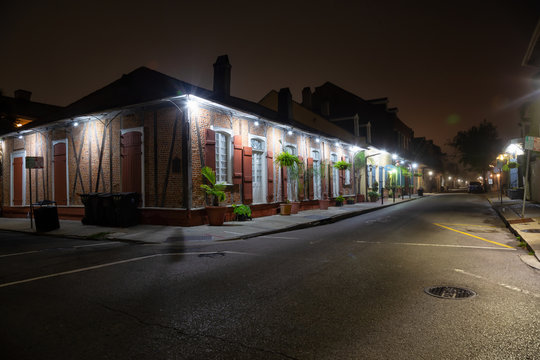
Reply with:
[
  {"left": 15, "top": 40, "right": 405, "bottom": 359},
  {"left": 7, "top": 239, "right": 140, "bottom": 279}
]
[{"left": 215, "top": 132, "right": 229, "bottom": 183}]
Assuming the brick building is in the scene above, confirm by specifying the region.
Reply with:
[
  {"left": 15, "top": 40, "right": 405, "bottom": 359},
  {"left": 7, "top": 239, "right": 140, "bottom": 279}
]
[{"left": 0, "top": 56, "right": 371, "bottom": 226}]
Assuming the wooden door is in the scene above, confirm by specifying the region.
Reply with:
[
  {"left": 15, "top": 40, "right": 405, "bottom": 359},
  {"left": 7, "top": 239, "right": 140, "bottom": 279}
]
[
  {"left": 54, "top": 143, "right": 67, "bottom": 205},
  {"left": 13, "top": 156, "right": 23, "bottom": 205},
  {"left": 121, "top": 131, "right": 142, "bottom": 194}
]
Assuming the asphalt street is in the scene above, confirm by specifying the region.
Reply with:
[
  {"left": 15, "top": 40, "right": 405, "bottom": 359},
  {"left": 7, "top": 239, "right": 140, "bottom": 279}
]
[{"left": 1, "top": 193, "right": 539, "bottom": 359}]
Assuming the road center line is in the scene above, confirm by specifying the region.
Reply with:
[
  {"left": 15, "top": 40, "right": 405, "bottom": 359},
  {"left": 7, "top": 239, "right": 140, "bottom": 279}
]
[
  {"left": 0, "top": 250, "right": 41, "bottom": 258},
  {"left": 433, "top": 223, "right": 514, "bottom": 249},
  {"left": 73, "top": 242, "right": 119, "bottom": 248},
  {"left": 454, "top": 269, "right": 540, "bottom": 298},
  {"left": 0, "top": 251, "right": 255, "bottom": 289},
  {"left": 355, "top": 241, "right": 515, "bottom": 250}
]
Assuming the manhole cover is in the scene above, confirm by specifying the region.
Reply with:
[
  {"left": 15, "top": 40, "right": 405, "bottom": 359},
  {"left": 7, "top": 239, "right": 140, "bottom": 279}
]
[{"left": 424, "top": 286, "right": 476, "bottom": 299}]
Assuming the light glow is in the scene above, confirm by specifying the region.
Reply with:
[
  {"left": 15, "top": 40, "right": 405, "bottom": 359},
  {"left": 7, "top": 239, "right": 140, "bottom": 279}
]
[
  {"left": 392, "top": 154, "right": 397, "bottom": 160},
  {"left": 505, "top": 143, "right": 524, "bottom": 156},
  {"left": 412, "top": 163, "right": 417, "bottom": 169}
]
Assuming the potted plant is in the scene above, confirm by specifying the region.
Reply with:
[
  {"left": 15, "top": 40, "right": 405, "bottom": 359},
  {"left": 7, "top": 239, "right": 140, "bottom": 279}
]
[
  {"left": 346, "top": 197, "right": 355, "bottom": 205},
  {"left": 280, "top": 200, "right": 292, "bottom": 215},
  {"left": 354, "top": 151, "right": 366, "bottom": 202},
  {"left": 275, "top": 148, "right": 301, "bottom": 214},
  {"left": 232, "top": 204, "right": 252, "bottom": 221},
  {"left": 333, "top": 160, "right": 351, "bottom": 171},
  {"left": 335, "top": 195, "right": 345, "bottom": 207},
  {"left": 368, "top": 190, "right": 379, "bottom": 202},
  {"left": 200, "top": 166, "right": 227, "bottom": 226}
]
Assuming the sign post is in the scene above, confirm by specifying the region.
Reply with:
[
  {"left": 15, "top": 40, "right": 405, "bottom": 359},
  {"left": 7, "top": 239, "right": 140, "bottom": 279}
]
[
  {"left": 25, "top": 156, "right": 44, "bottom": 229},
  {"left": 522, "top": 136, "right": 540, "bottom": 218}
]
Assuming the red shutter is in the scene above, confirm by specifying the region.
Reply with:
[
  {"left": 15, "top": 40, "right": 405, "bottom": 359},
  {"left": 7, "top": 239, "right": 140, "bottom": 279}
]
[
  {"left": 233, "top": 135, "right": 243, "bottom": 185},
  {"left": 340, "top": 156, "right": 345, "bottom": 194},
  {"left": 205, "top": 128, "right": 216, "bottom": 170},
  {"left": 281, "top": 166, "right": 287, "bottom": 201},
  {"left": 267, "top": 151, "right": 274, "bottom": 202},
  {"left": 13, "top": 156, "right": 23, "bottom": 205},
  {"left": 242, "top": 146, "right": 253, "bottom": 204},
  {"left": 328, "top": 162, "right": 333, "bottom": 198},
  {"left": 54, "top": 143, "right": 67, "bottom": 205},
  {"left": 307, "top": 157, "right": 314, "bottom": 200},
  {"left": 298, "top": 156, "right": 304, "bottom": 201}
]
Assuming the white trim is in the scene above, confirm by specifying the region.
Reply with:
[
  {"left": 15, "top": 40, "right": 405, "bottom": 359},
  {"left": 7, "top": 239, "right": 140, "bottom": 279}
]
[
  {"left": 248, "top": 134, "right": 267, "bottom": 204},
  {"left": 10, "top": 150, "right": 26, "bottom": 206},
  {"left": 213, "top": 127, "right": 233, "bottom": 185},
  {"left": 121, "top": 127, "right": 145, "bottom": 207},
  {"left": 52, "top": 139, "right": 69, "bottom": 206}
]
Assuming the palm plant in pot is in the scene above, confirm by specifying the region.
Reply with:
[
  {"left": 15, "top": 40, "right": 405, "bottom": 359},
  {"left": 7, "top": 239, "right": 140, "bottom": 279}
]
[
  {"left": 200, "top": 166, "right": 227, "bottom": 225},
  {"left": 275, "top": 150, "right": 301, "bottom": 215}
]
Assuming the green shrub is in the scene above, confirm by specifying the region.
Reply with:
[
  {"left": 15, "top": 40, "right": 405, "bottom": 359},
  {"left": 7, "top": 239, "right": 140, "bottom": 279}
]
[{"left": 232, "top": 204, "right": 251, "bottom": 217}]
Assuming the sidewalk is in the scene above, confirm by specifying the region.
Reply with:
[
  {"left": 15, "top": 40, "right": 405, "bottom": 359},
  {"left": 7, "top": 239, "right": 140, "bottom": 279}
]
[
  {"left": 0, "top": 195, "right": 422, "bottom": 244},
  {"left": 487, "top": 192, "right": 540, "bottom": 266}
]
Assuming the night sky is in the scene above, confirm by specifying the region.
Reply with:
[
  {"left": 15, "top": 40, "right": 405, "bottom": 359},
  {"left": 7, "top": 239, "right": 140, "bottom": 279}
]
[{"left": 2, "top": 1, "right": 539, "bottom": 153}]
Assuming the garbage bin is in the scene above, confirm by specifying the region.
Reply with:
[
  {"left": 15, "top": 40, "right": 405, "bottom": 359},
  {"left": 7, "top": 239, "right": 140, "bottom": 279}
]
[
  {"left": 99, "top": 193, "right": 116, "bottom": 226},
  {"left": 32, "top": 200, "right": 60, "bottom": 232},
  {"left": 418, "top": 188, "right": 424, "bottom": 196},
  {"left": 113, "top": 192, "right": 140, "bottom": 227},
  {"left": 80, "top": 193, "right": 103, "bottom": 225}
]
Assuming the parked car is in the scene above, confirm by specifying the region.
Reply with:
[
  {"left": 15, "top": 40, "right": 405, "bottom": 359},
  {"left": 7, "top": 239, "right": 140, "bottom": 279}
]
[{"left": 468, "top": 181, "right": 483, "bottom": 193}]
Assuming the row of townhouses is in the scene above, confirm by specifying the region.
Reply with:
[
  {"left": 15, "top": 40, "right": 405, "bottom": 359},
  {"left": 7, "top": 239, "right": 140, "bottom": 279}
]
[{"left": 0, "top": 55, "right": 445, "bottom": 226}]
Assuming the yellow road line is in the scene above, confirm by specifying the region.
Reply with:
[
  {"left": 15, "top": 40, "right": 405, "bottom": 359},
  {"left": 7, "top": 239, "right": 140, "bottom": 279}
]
[
  {"left": 438, "top": 223, "right": 498, "bottom": 228},
  {"left": 433, "top": 223, "right": 514, "bottom": 249}
]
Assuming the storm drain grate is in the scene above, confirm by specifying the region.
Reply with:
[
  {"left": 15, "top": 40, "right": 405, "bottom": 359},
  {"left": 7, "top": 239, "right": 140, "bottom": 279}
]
[{"left": 424, "top": 286, "right": 476, "bottom": 299}]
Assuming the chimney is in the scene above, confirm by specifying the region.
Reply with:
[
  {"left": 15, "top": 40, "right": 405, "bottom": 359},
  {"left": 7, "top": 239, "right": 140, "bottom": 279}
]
[
  {"left": 213, "top": 55, "right": 231, "bottom": 97},
  {"left": 278, "top": 88, "right": 293, "bottom": 122},
  {"left": 321, "top": 100, "right": 330, "bottom": 117},
  {"left": 14, "top": 89, "right": 32, "bottom": 101},
  {"left": 301, "top": 87, "right": 312, "bottom": 108}
]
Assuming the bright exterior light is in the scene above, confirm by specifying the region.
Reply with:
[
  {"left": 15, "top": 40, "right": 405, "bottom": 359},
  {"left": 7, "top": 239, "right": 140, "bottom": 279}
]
[
  {"left": 187, "top": 100, "right": 199, "bottom": 113},
  {"left": 429, "top": 171, "right": 433, "bottom": 176},
  {"left": 18, "top": 135, "right": 22, "bottom": 139},
  {"left": 448, "top": 176, "right": 452, "bottom": 180},
  {"left": 287, "top": 130, "right": 293, "bottom": 135},
  {"left": 15, "top": 123, "right": 22, "bottom": 127},
  {"left": 316, "top": 138, "right": 320, "bottom": 143},
  {"left": 505, "top": 143, "right": 524, "bottom": 156},
  {"left": 392, "top": 154, "right": 398, "bottom": 160},
  {"left": 254, "top": 121, "right": 259, "bottom": 126},
  {"left": 73, "top": 122, "right": 79, "bottom": 127},
  {"left": 412, "top": 163, "right": 417, "bottom": 169},
  {"left": 335, "top": 142, "right": 340, "bottom": 147}
]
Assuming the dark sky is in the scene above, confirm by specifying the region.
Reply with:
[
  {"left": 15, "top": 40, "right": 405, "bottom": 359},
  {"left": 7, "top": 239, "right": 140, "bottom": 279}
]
[{"left": 2, "top": 0, "right": 539, "bottom": 153}]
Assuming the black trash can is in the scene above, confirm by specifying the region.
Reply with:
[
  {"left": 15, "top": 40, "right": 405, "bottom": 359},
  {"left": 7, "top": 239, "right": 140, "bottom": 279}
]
[
  {"left": 32, "top": 200, "right": 60, "bottom": 232},
  {"left": 80, "top": 193, "right": 103, "bottom": 225},
  {"left": 99, "top": 193, "right": 116, "bottom": 226},
  {"left": 113, "top": 192, "right": 140, "bottom": 227},
  {"left": 418, "top": 188, "right": 424, "bottom": 196}
]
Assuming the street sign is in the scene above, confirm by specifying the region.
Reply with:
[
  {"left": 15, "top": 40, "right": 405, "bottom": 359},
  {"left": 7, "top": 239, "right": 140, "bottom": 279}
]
[
  {"left": 26, "top": 156, "right": 44, "bottom": 169},
  {"left": 524, "top": 136, "right": 540, "bottom": 151}
]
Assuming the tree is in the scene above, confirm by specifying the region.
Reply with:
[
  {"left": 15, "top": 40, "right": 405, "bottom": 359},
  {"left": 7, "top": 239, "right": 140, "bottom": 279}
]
[{"left": 449, "top": 120, "right": 502, "bottom": 181}]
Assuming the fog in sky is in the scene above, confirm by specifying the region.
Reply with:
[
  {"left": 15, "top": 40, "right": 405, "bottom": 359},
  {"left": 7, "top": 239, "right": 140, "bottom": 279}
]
[{"left": 2, "top": 0, "right": 539, "bottom": 152}]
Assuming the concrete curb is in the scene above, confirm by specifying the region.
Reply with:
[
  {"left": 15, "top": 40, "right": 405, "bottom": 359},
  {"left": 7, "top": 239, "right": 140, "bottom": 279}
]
[
  {"left": 487, "top": 197, "right": 540, "bottom": 264},
  {"left": 214, "top": 196, "right": 422, "bottom": 242}
]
